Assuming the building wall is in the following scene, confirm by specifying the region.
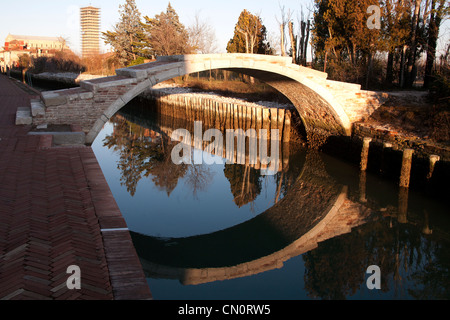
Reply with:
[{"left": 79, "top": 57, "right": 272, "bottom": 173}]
[
  {"left": 1, "top": 34, "right": 70, "bottom": 68},
  {"left": 80, "top": 6, "right": 101, "bottom": 57},
  {"left": 5, "top": 34, "right": 67, "bottom": 51}
]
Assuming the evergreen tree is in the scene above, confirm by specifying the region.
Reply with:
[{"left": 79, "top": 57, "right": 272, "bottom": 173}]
[{"left": 103, "top": 0, "right": 146, "bottom": 67}]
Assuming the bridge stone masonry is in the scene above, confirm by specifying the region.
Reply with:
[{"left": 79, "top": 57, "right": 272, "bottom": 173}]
[{"left": 28, "top": 53, "right": 389, "bottom": 145}]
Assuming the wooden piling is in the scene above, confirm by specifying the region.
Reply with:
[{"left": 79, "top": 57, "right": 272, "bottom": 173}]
[
  {"left": 270, "top": 108, "right": 278, "bottom": 132},
  {"left": 398, "top": 187, "right": 409, "bottom": 224},
  {"left": 283, "top": 111, "right": 291, "bottom": 143},
  {"left": 399, "top": 148, "right": 414, "bottom": 188},
  {"left": 278, "top": 108, "right": 285, "bottom": 141},
  {"left": 427, "top": 155, "right": 440, "bottom": 180},
  {"left": 360, "top": 137, "right": 372, "bottom": 171}
]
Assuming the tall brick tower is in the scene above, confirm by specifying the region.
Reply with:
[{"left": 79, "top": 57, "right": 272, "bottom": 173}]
[{"left": 80, "top": 6, "right": 101, "bottom": 57}]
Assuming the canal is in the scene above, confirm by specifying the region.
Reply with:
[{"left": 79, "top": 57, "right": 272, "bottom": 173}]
[{"left": 89, "top": 97, "right": 450, "bottom": 300}]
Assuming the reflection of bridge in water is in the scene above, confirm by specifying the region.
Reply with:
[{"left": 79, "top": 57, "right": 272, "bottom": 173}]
[
  {"left": 130, "top": 151, "right": 373, "bottom": 286},
  {"left": 118, "top": 101, "right": 299, "bottom": 174}
]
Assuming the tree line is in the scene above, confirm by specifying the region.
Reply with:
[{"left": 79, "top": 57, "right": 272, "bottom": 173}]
[
  {"left": 105, "top": 0, "right": 448, "bottom": 93},
  {"left": 103, "top": 1, "right": 277, "bottom": 65},
  {"left": 311, "top": 0, "right": 449, "bottom": 91}
]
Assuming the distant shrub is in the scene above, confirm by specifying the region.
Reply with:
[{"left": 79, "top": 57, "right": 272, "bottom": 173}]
[
  {"left": 429, "top": 72, "right": 450, "bottom": 105},
  {"left": 127, "top": 57, "right": 146, "bottom": 67}
]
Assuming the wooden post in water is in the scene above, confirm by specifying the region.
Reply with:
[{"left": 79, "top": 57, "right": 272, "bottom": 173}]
[
  {"left": 282, "top": 141, "right": 290, "bottom": 170},
  {"left": 398, "top": 187, "right": 409, "bottom": 224},
  {"left": 380, "top": 142, "right": 393, "bottom": 174},
  {"left": 256, "top": 107, "right": 262, "bottom": 139},
  {"left": 427, "top": 155, "right": 440, "bottom": 180},
  {"left": 237, "top": 105, "right": 242, "bottom": 128},
  {"left": 233, "top": 104, "right": 239, "bottom": 130},
  {"left": 422, "top": 210, "right": 433, "bottom": 235},
  {"left": 227, "top": 104, "right": 231, "bottom": 129},
  {"left": 251, "top": 107, "right": 257, "bottom": 131},
  {"left": 359, "top": 171, "right": 367, "bottom": 203},
  {"left": 278, "top": 109, "right": 285, "bottom": 142},
  {"left": 246, "top": 106, "right": 252, "bottom": 131},
  {"left": 270, "top": 108, "right": 278, "bottom": 133},
  {"left": 399, "top": 149, "right": 414, "bottom": 188},
  {"left": 360, "top": 137, "right": 372, "bottom": 171},
  {"left": 283, "top": 111, "right": 291, "bottom": 144},
  {"left": 263, "top": 108, "right": 270, "bottom": 141}
]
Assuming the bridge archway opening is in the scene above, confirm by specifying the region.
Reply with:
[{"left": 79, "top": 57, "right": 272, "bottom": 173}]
[{"left": 146, "top": 68, "right": 309, "bottom": 142}]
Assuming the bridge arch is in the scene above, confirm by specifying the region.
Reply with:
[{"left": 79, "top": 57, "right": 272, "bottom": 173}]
[{"left": 83, "top": 54, "right": 353, "bottom": 144}]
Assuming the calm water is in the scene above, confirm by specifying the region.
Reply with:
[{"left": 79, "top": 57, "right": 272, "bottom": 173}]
[{"left": 92, "top": 99, "right": 450, "bottom": 300}]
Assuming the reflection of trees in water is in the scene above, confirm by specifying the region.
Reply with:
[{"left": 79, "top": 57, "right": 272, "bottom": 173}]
[
  {"left": 103, "top": 115, "right": 216, "bottom": 198},
  {"left": 185, "top": 164, "right": 214, "bottom": 199},
  {"left": 224, "top": 164, "right": 262, "bottom": 209},
  {"left": 222, "top": 152, "right": 304, "bottom": 210},
  {"left": 103, "top": 116, "right": 188, "bottom": 197},
  {"left": 104, "top": 110, "right": 305, "bottom": 209},
  {"left": 303, "top": 216, "right": 450, "bottom": 300}
]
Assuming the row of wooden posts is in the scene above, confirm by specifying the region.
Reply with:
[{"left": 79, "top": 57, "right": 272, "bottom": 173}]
[
  {"left": 152, "top": 112, "right": 292, "bottom": 173},
  {"left": 150, "top": 92, "right": 295, "bottom": 144},
  {"left": 359, "top": 137, "right": 442, "bottom": 225},
  {"left": 360, "top": 137, "right": 441, "bottom": 188}
]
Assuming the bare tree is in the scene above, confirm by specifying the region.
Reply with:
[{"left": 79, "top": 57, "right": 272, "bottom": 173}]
[
  {"left": 184, "top": 164, "right": 214, "bottom": 200},
  {"left": 188, "top": 12, "right": 219, "bottom": 54},
  {"left": 283, "top": 4, "right": 311, "bottom": 65},
  {"left": 297, "top": 7, "right": 311, "bottom": 66},
  {"left": 276, "top": 4, "right": 292, "bottom": 56},
  {"left": 288, "top": 21, "right": 297, "bottom": 63},
  {"left": 58, "top": 36, "right": 69, "bottom": 53}
]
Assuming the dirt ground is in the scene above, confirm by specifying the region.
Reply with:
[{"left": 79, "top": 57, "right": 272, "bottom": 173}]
[{"left": 365, "top": 91, "right": 450, "bottom": 146}]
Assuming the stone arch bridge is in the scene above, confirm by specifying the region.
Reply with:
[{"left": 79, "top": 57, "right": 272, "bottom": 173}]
[{"left": 30, "top": 54, "right": 389, "bottom": 144}]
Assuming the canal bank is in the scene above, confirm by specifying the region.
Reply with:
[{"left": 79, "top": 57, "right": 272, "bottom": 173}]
[{"left": 0, "top": 75, "right": 152, "bottom": 300}]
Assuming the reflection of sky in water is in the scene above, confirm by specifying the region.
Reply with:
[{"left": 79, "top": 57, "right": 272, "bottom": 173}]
[{"left": 93, "top": 122, "right": 282, "bottom": 238}]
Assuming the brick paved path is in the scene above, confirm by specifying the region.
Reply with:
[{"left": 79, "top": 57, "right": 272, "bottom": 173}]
[{"left": 0, "top": 75, "right": 152, "bottom": 300}]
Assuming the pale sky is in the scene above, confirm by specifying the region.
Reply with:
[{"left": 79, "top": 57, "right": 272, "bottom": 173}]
[{"left": 1, "top": 0, "right": 449, "bottom": 57}]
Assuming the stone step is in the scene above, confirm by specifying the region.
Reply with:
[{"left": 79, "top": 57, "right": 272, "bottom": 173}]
[
  {"left": 28, "top": 132, "right": 86, "bottom": 146},
  {"left": 15, "top": 106, "right": 32, "bottom": 125},
  {"left": 30, "top": 99, "right": 45, "bottom": 117}
]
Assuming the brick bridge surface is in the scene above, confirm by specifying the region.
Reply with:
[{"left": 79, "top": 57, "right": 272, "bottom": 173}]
[
  {"left": 30, "top": 54, "right": 389, "bottom": 145},
  {"left": 0, "top": 75, "right": 152, "bottom": 300}
]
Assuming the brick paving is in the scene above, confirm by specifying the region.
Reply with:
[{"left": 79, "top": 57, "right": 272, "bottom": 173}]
[{"left": 0, "top": 75, "right": 152, "bottom": 300}]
